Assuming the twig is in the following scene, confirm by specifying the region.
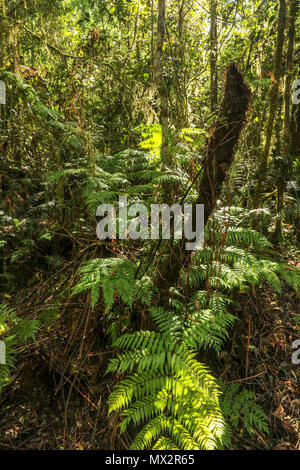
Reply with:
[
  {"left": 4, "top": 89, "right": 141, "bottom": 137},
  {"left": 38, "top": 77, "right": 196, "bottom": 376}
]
[
  {"left": 245, "top": 315, "right": 251, "bottom": 377},
  {"left": 225, "top": 371, "right": 266, "bottom": 384}
]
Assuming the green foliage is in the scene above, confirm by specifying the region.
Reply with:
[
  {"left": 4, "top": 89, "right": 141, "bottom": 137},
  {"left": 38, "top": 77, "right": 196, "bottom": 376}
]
[
  {"left": 72, "top": 204, "right": 300, "bottom": 450},
  {"left": 220, "top": 383, "right": 269, "bottom": 436},
  {"left": 107, "top": 320, "right": 229, "bottom": 450},
  {"left": 137, "top": 124, "right": 162, "bottom": 157},
  {"left": 151, "top": 293, "right": 236, "bottom": 354},
  {"left": 46, "top": 147, "right": 194, "bottom": 215},
  {"left": 1, "top": 0, "right": 299, "bottom": 452},
  {"left": 72, "top": 258, "right": 138, "bottom": 309},
  {"left": 188, "top": 208, "right": 300, "bottom": 295},
  {"left": 106, "top": 302, "right": 262, "bottom": 450},
  {"left": 0, "top": 304, "right": 40, "bottom": 392}
]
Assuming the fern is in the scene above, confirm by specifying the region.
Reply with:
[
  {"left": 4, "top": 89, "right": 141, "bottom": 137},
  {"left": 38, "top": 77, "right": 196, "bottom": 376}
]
[
  {"left": 72, "top": 257, "right": 138, "bottom": 309},
  {"left": 70, "top": 184, "right": 300, "bottom": 451},
  {"left": 71, "top": 202, "right": 300, "bottom": 450},
  {"left": 220, "top": 383, "right": 269, "bottom": 436},
  {"left": 108, "top": 324, "right": 228, "bottom": 450},
  {"left": 0, "top": 304, "right": 40, "bottom": 392}
]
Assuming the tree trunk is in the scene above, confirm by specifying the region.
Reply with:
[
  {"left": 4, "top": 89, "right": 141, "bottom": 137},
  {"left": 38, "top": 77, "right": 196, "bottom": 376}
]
[
  {"left": 253, "top": 0, "right": 286, "bottom": 208},
  {"left": 156, "top": 63, "right": 252, "bottom": 305},
  {"left": 8, "top": 21, "right": 21, "bottom": 77},
  {"left": 274, "top": 0, "right": 297, "bottom": 241},
  {"left": 290, "top": 82, "right": 300, "bottom": 157},
  {"left": 0, "top": 0, "right": 8, "bottom": 69},
  {"left": 153, "top": 0, "right": 171, "bottom": 167},
  {"left": 210, "top": 0, "right": 218, "bottom": 112}
]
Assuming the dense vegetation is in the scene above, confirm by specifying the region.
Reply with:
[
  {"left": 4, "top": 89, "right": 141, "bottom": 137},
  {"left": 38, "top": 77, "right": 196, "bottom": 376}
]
[{"left": 0, "top": 0, "right": 299, "bottom": 451}]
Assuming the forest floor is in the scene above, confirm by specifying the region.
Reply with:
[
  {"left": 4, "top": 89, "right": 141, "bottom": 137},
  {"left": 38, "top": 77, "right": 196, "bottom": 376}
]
[{"left": 0, "top": 273, "right": 299, "bottom": 450}]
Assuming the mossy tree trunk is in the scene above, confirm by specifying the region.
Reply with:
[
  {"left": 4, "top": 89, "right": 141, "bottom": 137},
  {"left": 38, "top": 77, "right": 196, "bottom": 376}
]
[
  {"left": 156, "top": 63, "right": 252, "bottom": 306},
  {"left": 253, "top": 0, "right": 286, "bottom": 209},
  {"left": 210, "top": 0, "right": 218, "bottom": 113},
  {"left": 274, "top": 0, "right": 297, "bottom": 241},
  {"left": 154, "top": 0, "right": 171, "bottom": 168},
  {"left": 0, "top": 0, "right": 8, "bottom": 69}
]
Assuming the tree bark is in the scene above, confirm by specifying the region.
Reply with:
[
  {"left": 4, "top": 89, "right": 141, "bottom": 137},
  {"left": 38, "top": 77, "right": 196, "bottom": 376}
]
[
  {"left": 253, "top": 0, "right": 286, "bottom": 208},
  {"left": 153, "top": 0, "right": 171, "bottom": 167},
  {"left": 274, "top": 0, "right": 297, "bottom": 240},
  {"left": 0, "top": 0, "right": 8, "bottom": 69},
  {"left": 210, "top": 0, "right": 218, "bottom": 112},
  {"left": 283, "top": 0, "right": 296, "bottom": 151},
  {"left": 156, "top": 63, "right": 252, "bottom": 305}
]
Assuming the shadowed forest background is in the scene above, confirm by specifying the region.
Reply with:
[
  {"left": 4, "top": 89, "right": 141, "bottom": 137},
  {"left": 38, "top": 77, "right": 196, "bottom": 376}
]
[{"left": 0, "top": 0, "right": 300, "bottom": 451}]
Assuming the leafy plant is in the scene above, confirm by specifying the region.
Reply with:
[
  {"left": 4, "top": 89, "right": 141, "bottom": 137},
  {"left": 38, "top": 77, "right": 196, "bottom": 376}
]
[
  {"left": 220, "top": 383, "right": 269, "bottom": 436},
  {"left": 72, "top": 202, "right": 300, "bottom": 449},
  {"left": 0, "top": 304, "right": 40, "bottom": 392}
]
